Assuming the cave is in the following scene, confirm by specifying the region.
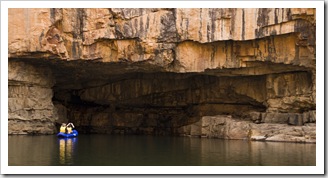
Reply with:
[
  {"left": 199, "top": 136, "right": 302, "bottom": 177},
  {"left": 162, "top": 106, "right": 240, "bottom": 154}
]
[{"left": 9, "top": 57, "right": 314, "bottom": 135}]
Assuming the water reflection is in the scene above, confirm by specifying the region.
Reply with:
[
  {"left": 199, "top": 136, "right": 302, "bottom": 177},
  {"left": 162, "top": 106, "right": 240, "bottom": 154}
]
[
  {"left": 58, "top": 137, "right": 77, "bottom": 165},
  {"left": 9, "top": 135, "right": 315, "bottom": 166},
  {"left": 197, "top": 139, "right": 315, "bottom": 166},
  {"left": 8, "top": 135, "right": 57, "bottom": 166}
]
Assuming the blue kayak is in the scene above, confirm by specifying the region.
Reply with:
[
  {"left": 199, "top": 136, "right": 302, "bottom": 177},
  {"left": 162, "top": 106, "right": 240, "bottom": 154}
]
[{"left": 57, "top": 130, "right": 78, "bottom": 138}]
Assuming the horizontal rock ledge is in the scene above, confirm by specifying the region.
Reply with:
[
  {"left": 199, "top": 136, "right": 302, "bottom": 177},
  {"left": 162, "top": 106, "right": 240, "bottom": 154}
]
[{"left": 177, "top": 115, "right": 315, "bottom": 143}]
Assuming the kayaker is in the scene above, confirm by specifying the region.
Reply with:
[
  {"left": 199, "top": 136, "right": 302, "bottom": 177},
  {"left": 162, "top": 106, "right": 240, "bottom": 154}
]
[
  {"left": 66, "top": 125, "right": 72, "bottom": 134},
  {"left": 66, "top": 123, "right": 75, "bottom": 134},
  {"left": 59, "top": 123, "right": 67, "bottom": 133}
]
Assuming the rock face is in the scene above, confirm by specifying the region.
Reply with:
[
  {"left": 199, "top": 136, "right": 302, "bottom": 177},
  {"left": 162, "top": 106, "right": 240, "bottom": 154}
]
[
  {"left": 8, "top": 8, "right": 316, "bottom": 142},
  {"left": 177, "top": 115, "right": 315, "bottom": 143},
  {"left": 8, "top": 61, "right": 57, "bottom": 134}
]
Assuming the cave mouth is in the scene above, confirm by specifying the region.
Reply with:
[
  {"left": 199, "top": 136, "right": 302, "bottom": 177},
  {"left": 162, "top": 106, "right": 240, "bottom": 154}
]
[
  {"left": 11, "top": 58, "right": 313, "bottom": 135},
  {"left": 52, "top": 71, "right": 267, "bottom": 135}
]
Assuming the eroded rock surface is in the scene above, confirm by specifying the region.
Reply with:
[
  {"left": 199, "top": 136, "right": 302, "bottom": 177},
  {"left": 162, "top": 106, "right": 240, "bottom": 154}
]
[
  {"left": 178, "top": 115, "right": 316, "bottom": 143},
  {"left": 8, "top": 61, "right": 57, "bottom": 134},
  {"left": 8, "top": 8, "right": 316, "bottom": 142}
]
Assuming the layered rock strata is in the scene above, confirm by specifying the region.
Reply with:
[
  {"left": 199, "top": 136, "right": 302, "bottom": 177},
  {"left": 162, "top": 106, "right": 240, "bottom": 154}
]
[
  {"left": 8, "top": 61, "right": 57, "bottom": 134},
  {"left": 8, "top": 8, "right": 316, "bottom": 142},
  {"left": 178, "top": 115, "right": 315, "bottom": 143}
]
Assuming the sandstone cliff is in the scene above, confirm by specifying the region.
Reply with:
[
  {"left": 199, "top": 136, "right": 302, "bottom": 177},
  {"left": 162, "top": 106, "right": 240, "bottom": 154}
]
[{"left": 8, "top": 8, "right": 316, "bottom": 142}]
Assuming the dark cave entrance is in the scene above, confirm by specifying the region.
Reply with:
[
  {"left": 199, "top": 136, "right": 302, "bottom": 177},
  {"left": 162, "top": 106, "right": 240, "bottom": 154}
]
[
  {"left": 52, "top": 72, "right": 268, "bottom": 135},
  {"left": 11, "top": 58, "right": 313, "bottom": 135}
]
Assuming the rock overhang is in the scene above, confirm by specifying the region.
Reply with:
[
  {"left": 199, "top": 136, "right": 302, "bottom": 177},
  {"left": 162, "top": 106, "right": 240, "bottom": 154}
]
[{"left": 8, "top": 8, "right": 316, "bottom": 139}]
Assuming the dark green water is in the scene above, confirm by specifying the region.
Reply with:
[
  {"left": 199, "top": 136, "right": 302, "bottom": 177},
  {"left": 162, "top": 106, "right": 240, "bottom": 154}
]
[{"left": 8, "top": 135, "right": 316, "bottom": 166}]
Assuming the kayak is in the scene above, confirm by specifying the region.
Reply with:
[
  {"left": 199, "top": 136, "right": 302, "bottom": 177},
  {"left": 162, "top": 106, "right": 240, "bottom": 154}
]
[{"left": 57, "top": 130, "right": 78, "bottom": 138}]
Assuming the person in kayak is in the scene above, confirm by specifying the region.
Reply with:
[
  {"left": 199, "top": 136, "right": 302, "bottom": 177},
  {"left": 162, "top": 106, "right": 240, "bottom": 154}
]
[
  {"left": 66, "top": 123, "right": 75, "bottom": 134},
  {"left": 60, "top": 123, "right": 67, "bottom": 133}
]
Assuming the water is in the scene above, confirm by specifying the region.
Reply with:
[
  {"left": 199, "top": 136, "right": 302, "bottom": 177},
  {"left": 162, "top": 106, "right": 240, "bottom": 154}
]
[{"left": 8, "top": 134, "right": 315, "bottom": 166}]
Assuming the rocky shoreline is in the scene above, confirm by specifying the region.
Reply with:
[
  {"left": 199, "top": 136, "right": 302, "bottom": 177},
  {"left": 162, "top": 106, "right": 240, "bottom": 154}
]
[{"left": 177, "top": 115, "right": 316, "bottom": 143}]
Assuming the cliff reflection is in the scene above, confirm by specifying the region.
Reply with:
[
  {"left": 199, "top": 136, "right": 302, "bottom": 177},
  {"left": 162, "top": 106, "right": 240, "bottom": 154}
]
[
  {"left": 197, "top": 138, "right": 316, "bottom": 166},
  {"left": 59, "top": 137, "right": 77, "bottom": 165},
  {"left": 8, "top": 135, "right": 57, "bottom": 166},
  {"left": 9, "top": 135, "right": 315, "bottom": 166}
]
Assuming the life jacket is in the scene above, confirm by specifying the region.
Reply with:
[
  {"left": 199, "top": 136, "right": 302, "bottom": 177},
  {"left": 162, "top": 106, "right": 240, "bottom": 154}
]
[{"left": 60, "top": 126, "right": 66, "bottom": 133}]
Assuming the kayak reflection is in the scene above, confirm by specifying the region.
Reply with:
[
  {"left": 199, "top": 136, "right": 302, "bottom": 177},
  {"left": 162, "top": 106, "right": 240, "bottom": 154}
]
[{"left": 59, "top": 137, "right": 77, "bottom": 165}]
